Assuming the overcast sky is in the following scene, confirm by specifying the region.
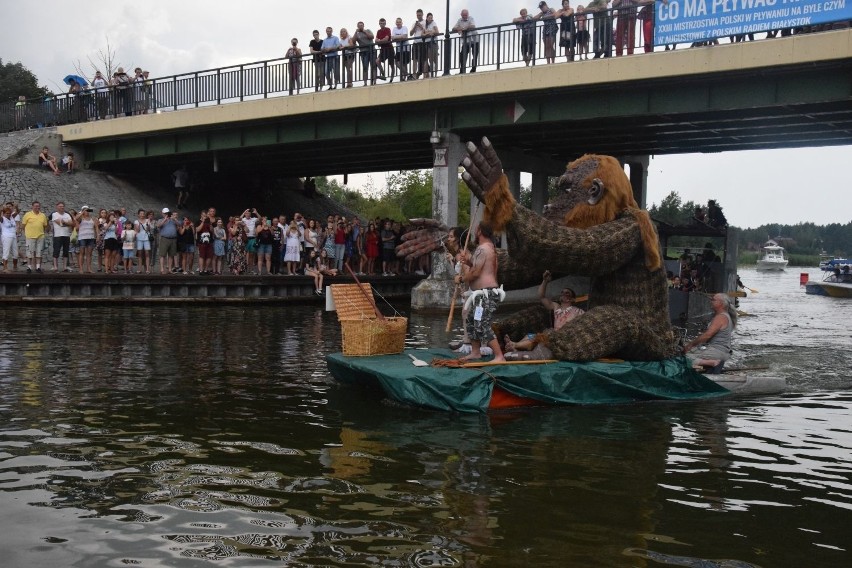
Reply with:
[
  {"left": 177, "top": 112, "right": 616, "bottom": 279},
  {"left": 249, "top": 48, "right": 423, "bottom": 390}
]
[{"left": 3, "top": 0, "right": 850, "bottom": 229}]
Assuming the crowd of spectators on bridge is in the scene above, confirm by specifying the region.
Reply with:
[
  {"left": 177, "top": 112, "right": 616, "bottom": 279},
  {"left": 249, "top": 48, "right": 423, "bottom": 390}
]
[
  {"left": 1, "top": 197, "right": 430, "bottom": 295},
  {"left": 9, "top": 1, "right": 845, "bottom": 131}
]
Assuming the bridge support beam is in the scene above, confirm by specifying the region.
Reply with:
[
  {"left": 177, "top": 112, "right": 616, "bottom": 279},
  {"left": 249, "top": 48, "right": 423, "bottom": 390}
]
[{"left": 412, "top": 132, "right": 466, "bottom": 311}]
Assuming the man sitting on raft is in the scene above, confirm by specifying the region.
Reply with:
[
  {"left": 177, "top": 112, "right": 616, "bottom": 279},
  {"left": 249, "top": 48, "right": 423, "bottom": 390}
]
[
  {"left": 504, "top": 270, "right": 584, "bottom": 359},
  {"left": 683, "top": 293, "right": 736, "bottom": 369}
]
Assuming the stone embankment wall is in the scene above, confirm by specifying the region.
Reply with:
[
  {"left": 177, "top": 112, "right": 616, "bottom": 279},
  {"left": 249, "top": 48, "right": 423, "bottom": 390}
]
[{"left": 1, "top": 128, "right": 172, "bottom": 213}]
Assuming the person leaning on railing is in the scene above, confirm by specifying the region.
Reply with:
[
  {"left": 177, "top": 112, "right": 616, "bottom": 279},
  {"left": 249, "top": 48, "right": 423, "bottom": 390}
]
[
  {"left": 423, "top": 12, "right": 440, "bottom": 78},
  {"left": 587, "top": 0, "right": 613, "bottom": 58},
  {"left": 513, "top": 8, "right": 537, "bottom": 66},
  {"left": 613, "top": 0, "right": 638, "bottom": 56},
  {"left": 452, "top": 9, "right": 479, "bottom": 74},
  {"left": 352, "top": 22, "right": 376, "bottom": 86}
]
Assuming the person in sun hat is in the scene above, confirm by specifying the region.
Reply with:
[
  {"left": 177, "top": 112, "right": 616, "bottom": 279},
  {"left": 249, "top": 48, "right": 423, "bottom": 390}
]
[{"left": 157, "top": 207, "right": 179, "bottom": 273}]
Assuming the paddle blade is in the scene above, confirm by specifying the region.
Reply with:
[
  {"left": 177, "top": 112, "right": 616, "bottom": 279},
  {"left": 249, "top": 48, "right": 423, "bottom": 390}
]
[{"left": 408, "top": 353, "right": 429, "bottom": 367}]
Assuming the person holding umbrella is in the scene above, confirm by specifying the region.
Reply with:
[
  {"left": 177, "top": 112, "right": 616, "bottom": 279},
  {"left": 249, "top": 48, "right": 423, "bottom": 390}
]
[{"left": 63, "top": 74, "right": 88, "bottom": 123}]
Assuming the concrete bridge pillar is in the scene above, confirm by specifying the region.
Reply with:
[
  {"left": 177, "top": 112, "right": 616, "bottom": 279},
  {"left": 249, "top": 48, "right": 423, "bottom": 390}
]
[
  {"left": 530, "top": 172, "right": 550, "bottom": 214},
  {"left": 623, "top": 155, "right": 650, "bottom": 208},
  {"left": 505, "top": 169, "right": 521, "bottom": 201},
  {"left": 411, "top": 131, "right": 466, "bottom": 311}
]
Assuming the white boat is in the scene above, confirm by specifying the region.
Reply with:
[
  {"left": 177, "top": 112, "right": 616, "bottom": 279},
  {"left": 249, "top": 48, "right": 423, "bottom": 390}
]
[{"left": 755, "top": 240, "right": 788, "bottom": 271}]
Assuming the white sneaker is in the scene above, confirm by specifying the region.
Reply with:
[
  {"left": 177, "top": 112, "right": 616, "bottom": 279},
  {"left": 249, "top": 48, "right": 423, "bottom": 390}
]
[
  {"left": 480, "top": 346, "right": 493, "bottom": 356},
  {"left": 455, "top": 343, "right": 472, "bottom": 354}
]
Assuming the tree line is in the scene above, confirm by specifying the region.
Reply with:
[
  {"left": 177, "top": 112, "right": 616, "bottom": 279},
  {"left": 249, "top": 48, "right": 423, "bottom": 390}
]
[{"left": 648, "top": 190, "right": 851, "bottom": 259}]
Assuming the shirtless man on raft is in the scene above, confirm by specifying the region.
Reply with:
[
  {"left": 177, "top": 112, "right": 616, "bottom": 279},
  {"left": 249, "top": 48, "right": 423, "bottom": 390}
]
[{"left": 454, "top": 222, "right": 506, "bottom": 362}]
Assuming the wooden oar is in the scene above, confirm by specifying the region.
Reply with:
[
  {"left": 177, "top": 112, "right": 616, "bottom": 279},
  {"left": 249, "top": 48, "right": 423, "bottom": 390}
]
[
  {"left": 460, "top": 359, "right": 558, "bottom": 368},
  {"left": 696, "top": 365, "right": 769, "bottom": 374},
  {"left": 720, "top": 365, "right": 769, "bottom": 373},
  {"left": 446, "top": 205, "right": 479, "bottom": 332},
  {"left": 445, "top": 285, "right": 460, "bottom": 332}
]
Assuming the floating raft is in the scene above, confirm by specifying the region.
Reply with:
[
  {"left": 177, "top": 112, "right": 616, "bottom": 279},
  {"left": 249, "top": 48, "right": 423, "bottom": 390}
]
[{"left": 326, "top": 349, "right": 731, "bottom": 413}]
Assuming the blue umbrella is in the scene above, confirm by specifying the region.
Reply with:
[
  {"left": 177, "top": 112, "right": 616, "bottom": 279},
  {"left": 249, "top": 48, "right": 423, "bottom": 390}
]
[{"left": 63, "top": 74, "right": 88, "bottom": 87}]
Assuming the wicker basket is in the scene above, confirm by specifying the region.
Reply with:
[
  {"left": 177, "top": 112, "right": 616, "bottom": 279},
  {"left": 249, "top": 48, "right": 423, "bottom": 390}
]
[
  {"left": 339, "top": 317, "right": 408, "bottom": 356},
  {"left": 331, "top": 284, "right": 408, "bottom": 356}
]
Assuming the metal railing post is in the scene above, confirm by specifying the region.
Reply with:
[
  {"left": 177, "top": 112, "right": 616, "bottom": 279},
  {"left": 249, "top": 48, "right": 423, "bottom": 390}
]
[{"left": 496, "top": 24, "right": 502, "bottom": 70}]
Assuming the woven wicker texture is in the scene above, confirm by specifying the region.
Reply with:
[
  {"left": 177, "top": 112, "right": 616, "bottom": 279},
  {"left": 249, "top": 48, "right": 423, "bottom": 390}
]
[
  {"left": 331, "top": 284, "right": 407, "bottom": 356},
  {"left": 331, "top": 284, "right": 378, "bottom": 321}
]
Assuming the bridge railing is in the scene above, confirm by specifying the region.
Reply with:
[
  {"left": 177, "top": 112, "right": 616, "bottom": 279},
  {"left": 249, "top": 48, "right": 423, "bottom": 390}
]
[{"left": 0, "top": 6, "right": 843, "bottom": 134}]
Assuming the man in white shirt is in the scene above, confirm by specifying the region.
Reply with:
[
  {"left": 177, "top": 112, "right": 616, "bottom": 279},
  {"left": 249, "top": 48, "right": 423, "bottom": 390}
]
[
  {"left": 452, "top": 9, "right": 479, "bottom": 74},
  {"left": 410, "top": 9, "right": 426, "bottom": 79},
  {"left": 391, "top": 18, "right": 410, "bottom": 81},
  {"left": 50, "top": 201, "right": 74, "bottom": 272},
  {"left": 92, "top": 70, "right": 110, "bottom": 119},
  {"left": 241, "top": 208, "right": 260, "bottom": 272}
]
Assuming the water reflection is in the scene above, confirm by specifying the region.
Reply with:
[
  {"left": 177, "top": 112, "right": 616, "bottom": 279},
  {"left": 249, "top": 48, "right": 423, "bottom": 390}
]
[{"left": 0, "top": 272, "right": 850, "bottom": 567}]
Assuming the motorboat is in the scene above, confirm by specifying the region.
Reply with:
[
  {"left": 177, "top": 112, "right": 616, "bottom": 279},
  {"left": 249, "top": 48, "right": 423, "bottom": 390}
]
[
  {"left": 818, "top": 255, "right": 851, "bottom": 271},
  {"left": 805, "top": 259, "right": 852, "bottom": 297},
  {"left": 755, "top": 240, "right": 788, "bottom": 271},
  {"left": 326, "top": 349, "right": 786, "bottom": 413}
]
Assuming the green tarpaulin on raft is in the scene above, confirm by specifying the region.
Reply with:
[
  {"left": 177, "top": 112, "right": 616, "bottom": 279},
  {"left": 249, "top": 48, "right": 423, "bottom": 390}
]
[{"left": 326, "top": 349, "right": 730, "bottom": 413}]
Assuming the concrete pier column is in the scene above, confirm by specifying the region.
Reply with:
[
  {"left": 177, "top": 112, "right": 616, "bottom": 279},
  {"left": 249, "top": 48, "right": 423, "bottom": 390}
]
[
  {"left": 431, "top": 132, "right": 465, "bottom": 229},
  {"left": 623, "top": 155, "right": 649, "bottom": 208},
  {"left": 505, "top": 169, "right": 521, "bottom": 202},
  {"left": 411, "top": 131, "right": 466, "bottom": 310},
  {"left": 530, "top": 172, "right": 549, "bottom": 214}
]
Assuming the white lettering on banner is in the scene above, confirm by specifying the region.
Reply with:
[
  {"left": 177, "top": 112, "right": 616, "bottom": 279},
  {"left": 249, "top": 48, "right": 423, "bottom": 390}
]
[
  {"left": 657, "top": 1, "right": 681, "bottom": 21},
  {"left": 655, "top": 0, "right": 850, "bottom": 44},
  {"left": 684, "top": 0, "right": 709, "bottom": 17}
]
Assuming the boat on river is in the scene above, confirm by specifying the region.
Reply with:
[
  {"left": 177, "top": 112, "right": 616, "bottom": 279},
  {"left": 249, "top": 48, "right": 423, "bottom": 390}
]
[
  {"left": 755, "top": 240, "right": 788, "bottom": 271},
  {"left": 326, "top": 349, "right": 786, "bottom": 413},
  {"left": 805, "top": 258, "right": 852, "bottom": 297}
]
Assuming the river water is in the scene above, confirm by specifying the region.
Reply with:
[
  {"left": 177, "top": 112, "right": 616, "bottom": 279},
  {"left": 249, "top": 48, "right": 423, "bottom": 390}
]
[{"left": 0, "top": 268, "right": 850, "bottom": 567}]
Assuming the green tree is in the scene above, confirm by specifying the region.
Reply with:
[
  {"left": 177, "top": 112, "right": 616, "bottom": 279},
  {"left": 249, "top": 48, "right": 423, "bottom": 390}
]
[
  {"left": 0, "top": 59, "right": 50, "bottom": 103},
  {"left": 649, "top": 191, "right": 686, "bottom": 225}
]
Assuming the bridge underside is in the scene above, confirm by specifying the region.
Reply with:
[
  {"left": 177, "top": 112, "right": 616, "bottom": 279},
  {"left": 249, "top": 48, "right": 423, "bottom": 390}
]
[{"left": 64, "top": 32, "right": 852, "bottom": 178}]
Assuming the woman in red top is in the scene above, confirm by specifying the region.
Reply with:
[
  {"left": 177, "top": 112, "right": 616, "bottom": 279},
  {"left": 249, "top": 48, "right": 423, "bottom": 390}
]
[{"left": 365, "top": 222, "right": 380, "bottom": 275}]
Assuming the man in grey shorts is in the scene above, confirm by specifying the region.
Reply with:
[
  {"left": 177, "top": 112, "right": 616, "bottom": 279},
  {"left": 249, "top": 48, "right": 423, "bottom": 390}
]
[{"left": 157, "top": 207, "right": 179, "bottom": 273}]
